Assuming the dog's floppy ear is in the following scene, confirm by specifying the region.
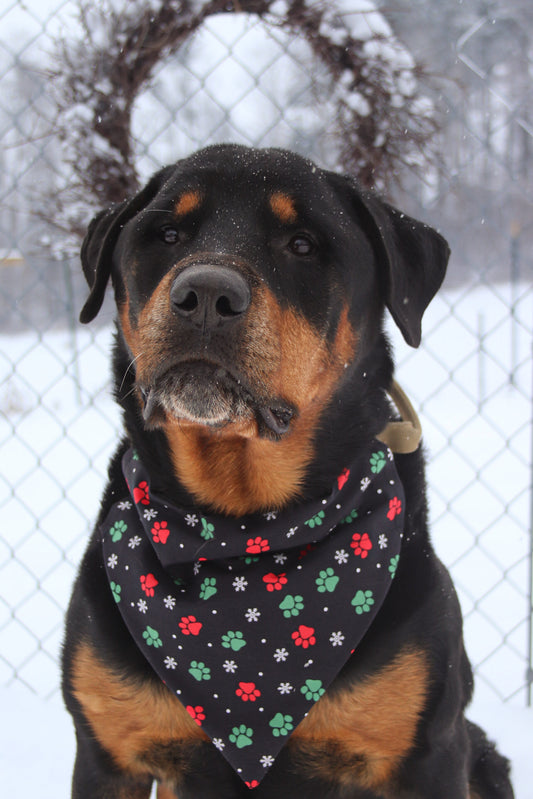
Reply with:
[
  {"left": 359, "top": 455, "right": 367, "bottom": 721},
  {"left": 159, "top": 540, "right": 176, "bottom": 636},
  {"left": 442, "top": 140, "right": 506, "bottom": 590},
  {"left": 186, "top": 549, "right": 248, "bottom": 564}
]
[
  {"left": 330, "top": 171, "right": 450, "bottom": 347},
  {"left": 358, "top": 190, "right": 449, "bottom": 347},
  {"left": 79, "top": 167, "right": 174, "bottom": 324}
]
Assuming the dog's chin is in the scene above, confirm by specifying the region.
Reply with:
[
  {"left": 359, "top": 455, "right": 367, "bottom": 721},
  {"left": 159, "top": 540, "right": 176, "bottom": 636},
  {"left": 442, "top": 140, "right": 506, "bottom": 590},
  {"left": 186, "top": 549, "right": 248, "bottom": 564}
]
[{"left": 139, "top": 363, "right": 294, "bottom": 439}]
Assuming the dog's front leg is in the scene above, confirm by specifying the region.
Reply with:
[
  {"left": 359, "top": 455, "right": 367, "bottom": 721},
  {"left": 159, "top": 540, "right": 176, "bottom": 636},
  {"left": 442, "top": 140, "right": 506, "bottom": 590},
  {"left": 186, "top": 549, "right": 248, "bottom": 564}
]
[{"left": 70, "top": 724, "right": 153, "bottom": 799}]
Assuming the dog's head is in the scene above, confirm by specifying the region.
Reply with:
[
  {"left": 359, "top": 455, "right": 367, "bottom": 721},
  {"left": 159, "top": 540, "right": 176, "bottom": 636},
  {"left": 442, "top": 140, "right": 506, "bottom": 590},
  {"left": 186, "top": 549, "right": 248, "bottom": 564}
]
[{"left": 81, "top": 144, "right": 448, "bottom": 443}]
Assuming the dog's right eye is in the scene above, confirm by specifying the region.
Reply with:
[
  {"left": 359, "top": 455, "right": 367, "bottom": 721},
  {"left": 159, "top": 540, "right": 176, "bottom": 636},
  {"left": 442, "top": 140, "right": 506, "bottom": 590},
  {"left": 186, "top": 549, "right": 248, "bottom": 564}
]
[{"left": 159, "top": 225, "right": 181, "bottom": 244}]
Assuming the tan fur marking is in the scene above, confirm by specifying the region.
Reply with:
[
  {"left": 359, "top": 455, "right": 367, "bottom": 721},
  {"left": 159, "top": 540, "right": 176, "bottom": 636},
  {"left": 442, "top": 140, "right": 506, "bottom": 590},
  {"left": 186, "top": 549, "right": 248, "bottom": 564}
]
[
  {"left": 291, "top": 648, "right": 429, "bottom": 789},
  {"left": 71, "top": 643, "right": 208, "bottom": 777},
  {"left": 270, "top": 192, "right": 297, "bottom": 224},
  {"left": 174, "top": 191, "right": 201, "bottom": 217},
  {"left": 165, "top": 295, "right": 357, "bottom": 515},
  {"left": 130, "top": 269, "right": 177, "bottom": 386},
  {"left": 157, "top": 785, "right": 177, "bottom": 799},
  {"left": 121, "top": 271, "right": 357, "bottom": 514},
  {"left": 118, "top": 294, "right": 140, "bottom": 354}
]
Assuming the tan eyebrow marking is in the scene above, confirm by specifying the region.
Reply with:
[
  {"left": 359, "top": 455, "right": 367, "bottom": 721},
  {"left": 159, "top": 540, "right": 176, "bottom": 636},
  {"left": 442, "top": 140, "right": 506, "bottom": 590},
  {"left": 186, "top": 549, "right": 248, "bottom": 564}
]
[
  {"left": 269, "top": 192, "right": 297, "bottom": 224},
  {"left": 174, "top": 190, "right": 202, "bottom": 217}
]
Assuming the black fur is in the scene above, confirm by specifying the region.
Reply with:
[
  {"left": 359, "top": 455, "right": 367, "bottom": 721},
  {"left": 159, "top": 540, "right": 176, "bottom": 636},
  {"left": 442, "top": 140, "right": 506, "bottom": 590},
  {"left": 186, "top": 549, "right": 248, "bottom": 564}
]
[{"left": 62, "top": 144, "right": 513, "bottom": 798}]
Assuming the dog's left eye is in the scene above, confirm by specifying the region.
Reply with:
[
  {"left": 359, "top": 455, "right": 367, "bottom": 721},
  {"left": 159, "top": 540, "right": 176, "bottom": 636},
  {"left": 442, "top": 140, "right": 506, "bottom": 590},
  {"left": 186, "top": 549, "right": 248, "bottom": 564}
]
[
  {"left": 159, "top": 225, "right": 181, "bottom": 244},
  {"left": 288, "top": 234, "right": 315, "bottom": 256}
]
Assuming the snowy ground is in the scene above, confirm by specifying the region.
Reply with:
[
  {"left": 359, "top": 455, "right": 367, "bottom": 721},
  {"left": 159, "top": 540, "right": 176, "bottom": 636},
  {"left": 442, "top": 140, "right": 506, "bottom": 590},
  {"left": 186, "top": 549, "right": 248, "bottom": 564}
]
[{"left": 1, "top": 281, "right": 532, "bottom": 792}]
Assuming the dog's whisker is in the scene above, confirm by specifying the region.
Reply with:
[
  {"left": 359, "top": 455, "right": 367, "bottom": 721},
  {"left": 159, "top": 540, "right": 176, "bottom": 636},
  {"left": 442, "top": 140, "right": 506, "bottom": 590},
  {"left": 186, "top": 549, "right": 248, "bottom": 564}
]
[{"left": 119, "top": 353, "right": 144, "bottom": 394}]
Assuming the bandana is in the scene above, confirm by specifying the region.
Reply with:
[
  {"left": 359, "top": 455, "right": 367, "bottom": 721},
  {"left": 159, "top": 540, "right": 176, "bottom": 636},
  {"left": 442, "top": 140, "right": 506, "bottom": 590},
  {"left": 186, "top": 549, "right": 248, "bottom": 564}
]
[{"left": 101, "top": 443, "right": 404, "bottom": 787}]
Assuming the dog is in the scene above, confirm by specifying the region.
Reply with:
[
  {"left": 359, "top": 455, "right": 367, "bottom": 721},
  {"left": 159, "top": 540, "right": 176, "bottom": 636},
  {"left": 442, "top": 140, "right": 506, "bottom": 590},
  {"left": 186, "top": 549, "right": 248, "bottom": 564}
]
[{"left": 62, "top": 144, "right": 514, "bottom": 798}]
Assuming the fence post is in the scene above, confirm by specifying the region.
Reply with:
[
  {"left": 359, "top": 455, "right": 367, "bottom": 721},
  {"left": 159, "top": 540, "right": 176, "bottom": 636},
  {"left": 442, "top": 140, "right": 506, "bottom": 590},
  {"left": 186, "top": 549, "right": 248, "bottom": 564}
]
[
  {"left": 526, "top": 343, "right": 533, "bottom": 707},
  {"left": 509, "top": 222, "right": 521, "bottom": 387}
]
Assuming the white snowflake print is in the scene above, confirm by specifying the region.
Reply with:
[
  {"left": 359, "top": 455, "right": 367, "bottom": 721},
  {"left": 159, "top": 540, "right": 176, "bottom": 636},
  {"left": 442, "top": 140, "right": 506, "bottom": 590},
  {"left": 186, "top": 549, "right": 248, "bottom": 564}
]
[
  {"left": 273, "top": 648, "right": 289, "bottom": 663},
  {"left": 260, "top": 755, "right": 275, "bottom": 768},
  {"left": 334, "top": 549, "right": 349, "bottom": 564},
  {"left": 273, "top": 553, "right": 287, "bottom": 565},
  {"left": 245, "top": 608, "right": 261, "bottom": 622},
  {"left": 329, "top": 631, "right": 345, "bottom": 647},
  {"left": 223, "top": 660, "right": 237, "bottom": 673},
  {"left": 117, "top": 500, "right": 132, "bottom": 510},
  {"left": 164, "top": 656, "right": 177, "bottom": 669},
  {"left": 277, "top": 682, "right": 293, "bottom": 695},
  {"left": 264, "top": 511, "right": 277, "bottom": 521},
  {"left": 213, "top": 738, "right": 225, "bottom": 751},
  {"left": 163, "top": 595, "right": 176, "bottom": 609},
  {"left": 107, "top": 554, "right": 118, "bottom": 569},
  {"left": 128, "top": 535, "right": 142, "bottom": 549},
  {"left": 378, "top": 534, "right": 389, "bottom": 549},
  {"left": 287, "top": 527, "right": 298, "bottom": 538},
  {"left": 387, "top": 448, "right": 394, "bottom": 460},
  {"left": 143, "top": 508, "right": 158, "bottom": 520},
  {"left": 360, "top": 476, "right": 371, "bottom": 491},
  {"left": 232, "top": 576, "right": 248, "bottom": 592},
  {"left": 185, "top": 514, "right": 198, "bottom": 526},
  {"left": 193, "top": 561, "right": 202, "bottom": 575},
  {"left": 137, "top": 599, "right": 148, "bottom": 614}
]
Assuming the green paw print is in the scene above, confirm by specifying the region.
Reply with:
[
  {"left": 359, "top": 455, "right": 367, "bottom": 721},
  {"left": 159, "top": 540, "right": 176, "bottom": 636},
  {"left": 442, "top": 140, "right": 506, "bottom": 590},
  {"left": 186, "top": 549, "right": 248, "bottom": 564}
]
[
  {"left": 241, "top": 555, "right": 260, "bottom": 565},
  {"left": 305, "top": 510, "right": 325, "bottom": 528},
  {"left": 221, "top": 631, "right": 246, "bottom": 651},
  {"left": 110, "top": 581, "right": 121, "bottom": 603},
  {"left": 351, "top": 589, "right": 375, "bottom": 614},
  {"left": 142, "top": 625, "right": 162, "bottom": 648},
  {"left": 341, "top": 508, "right": 358, "bottom": 525},
  {"left": 109, "top": 520, "right": 127, "bottom": 542},
  {"left": 315, "top": 568, "right": 339, "bottom": 593},
  {"left": 199, "top": 577, "right": 217, "bottom": 600},
  {"left": 279, "top": 594, "right": 304, "bottom": 618},
  {"left": 200, "top": 517, "right": 215, "bottom": 540},
  {"left": 188, "top": 660, "right": 211, "bottom": 681},
  {"left": 301, "top": 679, "right": 325, "bottom": 701},
  {"left": 389, "top": 554, "right": 400, "bottom": 579},
  {"left": 269, "top": 713, "right": 294, "bottom": 737},
  {"left": 229, "top": 724, "right": 253, "bottom": 748},
  {"left": 369, "top": 451, "right": 386, "bottom": 474}
]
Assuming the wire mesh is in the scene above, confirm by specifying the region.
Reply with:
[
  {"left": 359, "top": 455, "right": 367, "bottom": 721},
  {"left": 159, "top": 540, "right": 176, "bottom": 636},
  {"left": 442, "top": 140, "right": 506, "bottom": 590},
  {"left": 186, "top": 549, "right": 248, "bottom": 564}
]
[{"left": 0, "top": 0, "right": 531, "bottom": 704}]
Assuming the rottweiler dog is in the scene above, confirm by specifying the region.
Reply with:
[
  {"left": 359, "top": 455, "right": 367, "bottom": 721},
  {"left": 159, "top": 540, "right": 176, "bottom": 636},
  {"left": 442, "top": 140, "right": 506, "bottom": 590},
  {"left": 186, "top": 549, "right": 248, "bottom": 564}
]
[{"left": 62, "top": 144, "right": 514, "bottom": 799}]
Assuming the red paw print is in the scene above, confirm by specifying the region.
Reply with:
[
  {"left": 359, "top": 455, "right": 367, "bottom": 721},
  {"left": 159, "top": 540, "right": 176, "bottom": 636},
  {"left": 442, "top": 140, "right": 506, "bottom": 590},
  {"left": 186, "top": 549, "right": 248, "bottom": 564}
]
[
  {"left": 292, "top": 625, "right": 316, "bottom": 648},
  {"left": 140, "top": 573, "right": 158, "bottom": 597},
  {"left": 387, "top": 496, "right": 402, "bottom": 520},
  {"left": 151, "top": 521, "right": 169, "bottom": 544},
  {"left": 351, "top": 532, "right": 372, "bottom": 558},
  {"left": 179, "top": 615, "right": 202, "bottom": 636},
  {"left": 246, "top": 536, "right": 270, "bottom": 554},
  {"left": 246, "top": 781, "right": 260, "bottom": 788},
  {"left": 337, "top": 468, "right": 350, "bottom": 490},
  {"left": 133, "top": 481, "right": 150, "bottom": 505},
  {"left": 236, "top": 681, "right": 261, "bottom": 702},
  {"left": 262, "top": 573, "right": 287, "bottom": 592},
  {"left": 186, "top": 705, "right": 205, "bottom": 726},
  {"left": 298, "top": 543, "right": 316, "bottom": 560}
]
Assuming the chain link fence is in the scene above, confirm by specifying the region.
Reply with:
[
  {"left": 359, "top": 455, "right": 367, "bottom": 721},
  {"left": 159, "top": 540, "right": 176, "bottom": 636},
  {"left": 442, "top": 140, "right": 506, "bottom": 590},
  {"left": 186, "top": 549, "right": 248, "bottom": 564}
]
[{"left": 0, "top": 0, "right": 532, "bottom": 705}]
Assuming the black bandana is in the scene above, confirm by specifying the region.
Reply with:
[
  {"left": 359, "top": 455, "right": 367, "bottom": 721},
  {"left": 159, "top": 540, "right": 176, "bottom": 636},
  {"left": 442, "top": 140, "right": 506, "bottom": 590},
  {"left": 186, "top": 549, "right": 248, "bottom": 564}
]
[{"left": 101, "top": 444, "right": 404, "bottom": 787}]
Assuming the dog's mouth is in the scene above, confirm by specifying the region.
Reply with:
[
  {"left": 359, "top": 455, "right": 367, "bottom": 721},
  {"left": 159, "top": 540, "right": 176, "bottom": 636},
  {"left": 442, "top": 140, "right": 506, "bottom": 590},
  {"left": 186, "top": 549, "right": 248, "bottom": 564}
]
[{"left": 139, "top": 361, "right": 294, "bottom": 438}]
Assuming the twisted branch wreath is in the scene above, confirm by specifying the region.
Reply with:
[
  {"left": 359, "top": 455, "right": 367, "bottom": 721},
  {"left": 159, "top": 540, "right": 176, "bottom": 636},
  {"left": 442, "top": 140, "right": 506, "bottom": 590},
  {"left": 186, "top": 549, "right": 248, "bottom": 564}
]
[{"left": 51, "top": 0, "right": 437, "bottom": 242}]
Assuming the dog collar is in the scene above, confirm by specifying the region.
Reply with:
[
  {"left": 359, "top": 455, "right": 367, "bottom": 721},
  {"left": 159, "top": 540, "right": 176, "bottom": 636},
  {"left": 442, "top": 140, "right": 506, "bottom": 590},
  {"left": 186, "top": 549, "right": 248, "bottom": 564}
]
[
  {"left": 378, "top": 380, "right": 422, "bottom": 454},
  {"left": 101, "top": 444, "right": 404, "bottom": 787}
]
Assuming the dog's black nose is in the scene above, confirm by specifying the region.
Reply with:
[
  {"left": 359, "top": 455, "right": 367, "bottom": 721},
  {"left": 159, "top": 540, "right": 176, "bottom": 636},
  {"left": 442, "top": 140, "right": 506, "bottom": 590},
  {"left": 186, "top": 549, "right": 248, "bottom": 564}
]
[{"left": 170, "top": 264, "right": 251, "bottom": 328}]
